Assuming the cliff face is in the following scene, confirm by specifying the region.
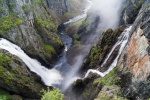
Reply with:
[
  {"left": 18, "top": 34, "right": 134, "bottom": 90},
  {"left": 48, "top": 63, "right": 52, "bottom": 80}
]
[
  {"left": 46, "top": 0, "right": 71, "bottom": 15},
  {"left": 74, "top": 0, "right": 150, "bottom": 99},
  {"left": 0, "top": 0, "right": 66, "bottom": 67},
  {"left": 0, "top": 0, "right": 87, "bottom": 99},
  {"left": 0, "top": 0, "right": 86, "bottom": 67},
  {"left": 117, "top": 0, "right": 150, "bottom": 99}
]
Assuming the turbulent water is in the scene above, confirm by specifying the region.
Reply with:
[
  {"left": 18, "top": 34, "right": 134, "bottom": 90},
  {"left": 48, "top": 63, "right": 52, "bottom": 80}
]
[
  {"left": 84, "top": 26, "right": 132, "bottom": 78},
  {"left": 0, "top": 0, "right": 126, "bottom": 92},
  {"left": 0, "top": 38, "right": 62, "bottom": 86}
]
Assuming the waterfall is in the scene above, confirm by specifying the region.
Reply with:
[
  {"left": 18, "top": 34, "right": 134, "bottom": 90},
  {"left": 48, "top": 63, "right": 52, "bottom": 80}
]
[
  {"left": 84, "top": 26, "right": 132, "bottom": 78},
  {"left": 0, "top": 38, "right": 62, "bottom": 86},
  {"left": 64, "top": 0, "right": 92, "bottom": 25},
  {"left": 100, "top": 41, "right": 122, "bottom": 68}
]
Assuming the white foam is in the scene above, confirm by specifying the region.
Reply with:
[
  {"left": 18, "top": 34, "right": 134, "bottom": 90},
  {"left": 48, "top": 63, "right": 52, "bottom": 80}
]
[{"left": 0, "top": 38, "right": 63, "bottom": 86}]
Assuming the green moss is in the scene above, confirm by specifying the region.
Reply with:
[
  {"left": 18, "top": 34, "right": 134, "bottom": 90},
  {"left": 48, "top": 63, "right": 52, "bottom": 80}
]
[
  {"left": 44, "top": 44, "right": 56, "bottom": 57},
  {"left": 0, "top": 52, "right": 11, "bottom": 66},
  {"left": 22, "top": 4, "right": 29, "bottom": 13},
  {"left": 0, "top": 53, "right": 15, "bottom": 83},
  {"left": 94, "top": 69, "right": 120, "bottom": 86},
  {"left": 87, "top": 26, "right": 123, "bottom": 69},
  {"left": 0, "top": 12, "right": 22, "bottom": 33},
  {"left": 95, "top": 91, "right": 127, "bottom": 100},
  {"left": 35, "top": 16, "right": 56, "bottom": 30},
  {"left": 35, "top": 0, "right": 41, "bottom": 4},
  {"left": 72, "top": 18, "right": 85, "bottom": 26},
  {"left": 0, "top": 89, "right": 10, "bottom": 100},
  {"left": 8, "top": 2, "right": 15, "bottom": 8},
  {"left": 52, "top": 35, "right": 62, "bottom": 45},
  {"left": 34, "top": 14, "right": 62, "bottom": 48},
  {"left": 0, "top": 0, "right": 4, "bottom": 4},
  {"left": 41, "top": 88, "right": 64, "bottom": 100}
]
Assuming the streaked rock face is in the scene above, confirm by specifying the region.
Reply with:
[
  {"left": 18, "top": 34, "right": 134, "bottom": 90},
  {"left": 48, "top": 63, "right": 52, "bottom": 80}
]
[
  {"left": 46, "top": 0, "right": 71, "bottom": 15},
  {"left": 117, "top": 0, "right": 150, "bottom": 99},
  {"left": 118, "top": 27, "right": 149, "bottom": 81}
]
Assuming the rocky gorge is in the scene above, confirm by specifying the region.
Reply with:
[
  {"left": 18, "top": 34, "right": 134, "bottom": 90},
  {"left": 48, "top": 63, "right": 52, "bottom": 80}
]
[{"left": 0, "top": 0, "right": 150, "bottom": 100}]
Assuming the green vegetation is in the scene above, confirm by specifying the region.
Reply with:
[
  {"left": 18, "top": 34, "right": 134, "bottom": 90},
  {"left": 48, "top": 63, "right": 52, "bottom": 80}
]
[
  {"left": 0, "top": 52, "right": 11, "bottom": 65},
  {"left": 41, "top": 88, "right": 64, "bottom": 100},
  {"left": 44, "top": 44, "right": 56, "bottom": 58},
  {"left": 72, "top": 18, "right": 85, "bottom": 26},
  {"left": 35, "top": 0, "right": 41, "bottom": 4},
  {"left": 35, "top": 15, "right": 63, "bottom": 49},
  {"left": 73, "top": 33, "right": 80, "bottom": 44},
  {"left": 0, "top": 12, "right": 22, "bottom": 33},
  {"left": 68, "top": 18, "right": 85, "bottom": 44},
  {"left": 36, "top": 17, "right": 56, "bottom": 29},
  {"left": 22, "top": 4, "right": 29, "bottom": 12},
  {"left": 0, "top": 89, "right": 10, "bottom": 100},
  {"left": 95, "top": 91, "right": 127, "bottom": 100},
  {"left": 88, "top": 26, "right": 123, "bottom": 69},
  {"left": 94, "top": 69, "right": 120, "bottom": 86},
  {"left": 94, "top": 69, "right": 127, "bottom": 100},
  {"left": 0, "top": 52, "right": 14, "bottom": 83},
  {"left": 35, "top": 14, "right": 57, "bottom": 32}
]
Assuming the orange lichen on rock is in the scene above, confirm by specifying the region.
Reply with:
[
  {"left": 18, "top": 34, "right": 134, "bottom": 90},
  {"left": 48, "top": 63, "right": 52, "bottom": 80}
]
[{"left": 118, "top": 27, "right": 150, "bottom": 81}]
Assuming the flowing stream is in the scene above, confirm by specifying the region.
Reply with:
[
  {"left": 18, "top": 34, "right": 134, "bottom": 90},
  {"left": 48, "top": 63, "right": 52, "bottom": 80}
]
[
  {"left": 0, "top": 0, "right": 92, "bottom": 87},
  {"left": 0, "top": 38, "right": 62, "bottom": 86},
  {"left": 64, "top": 0, "right": 92, "bottom": 25}
]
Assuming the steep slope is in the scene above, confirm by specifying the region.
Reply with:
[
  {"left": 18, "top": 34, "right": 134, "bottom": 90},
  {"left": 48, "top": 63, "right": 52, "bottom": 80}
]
[
  {"left": 0, "top": 0, "right": 86, "bottom": 67},
  {"left": 0, "top": 0, "right": 64, "bottom": 67},
  {"left": 72, "top": 0, "right": 149, "bottom": 100},
  {"left": 0, "top": 0, "right": 87, "bottom": 99},
  {"left": 0, "top": 50, "right": 45, "bottom": 99},
  {"left": 117, "top": 0, "right": 150, "bottom": 99}
]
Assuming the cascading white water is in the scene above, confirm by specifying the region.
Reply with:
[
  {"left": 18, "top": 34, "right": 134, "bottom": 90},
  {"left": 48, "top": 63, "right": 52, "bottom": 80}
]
[
  {"left": 100, "top": 41, "right": 122, "bottom": 68},
  {"left": 84, "top": 26, "right": 132, "bottom": 78},
  {"left": 0, "top": 38, "right": 62, "bottom": 86},
  {"left": 0, "top": 0, "right": 93, "bottom": 88},
  {"left": 64, "top": 0, "right": 92, "bottom": 25}
]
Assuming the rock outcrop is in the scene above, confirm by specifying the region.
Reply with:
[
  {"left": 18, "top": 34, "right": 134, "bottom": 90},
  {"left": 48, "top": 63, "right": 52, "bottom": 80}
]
[
  {"left": 77, "top": 0, "right": 150, "bottom": 99},
  {"left": 0, "top": 0, "right": 87, "bottom": 99},
  {"left": 82, "top": 26, "right": 124, "bottom": 72},
  {"left": 0, "top": 0, "right": 65, "bottom": 67},
  {"left": 117, "top": 0, "right": 150, "bottom": 99},
  {"left": 0, "top": 50, "right": 45, "bottom": 99}
]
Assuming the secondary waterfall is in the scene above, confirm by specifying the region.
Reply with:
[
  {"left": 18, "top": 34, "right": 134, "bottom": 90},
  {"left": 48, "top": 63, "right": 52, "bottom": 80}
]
[
  {"left": 0, "top": 38, "right": 62, "bottom": 86},
  {"left": 84, "top": 26, "right": 132, "bottom": 78}
]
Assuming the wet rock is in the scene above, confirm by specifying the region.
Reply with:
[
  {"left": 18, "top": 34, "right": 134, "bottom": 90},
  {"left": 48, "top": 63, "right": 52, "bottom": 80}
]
[
  {"left": 65, "top": 73, "right": 102, "bottom": 100},
  {"left": 0, "top": 50, "right": 46, "bottom": 99}
]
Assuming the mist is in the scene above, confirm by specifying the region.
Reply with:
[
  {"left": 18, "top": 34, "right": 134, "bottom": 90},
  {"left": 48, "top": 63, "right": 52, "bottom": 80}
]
[
  {"left": 58, "top": 0, "right": 124, "bottom": 91},
  {"left": 90, "top": 0, "right": 123, "bottom": 29}
]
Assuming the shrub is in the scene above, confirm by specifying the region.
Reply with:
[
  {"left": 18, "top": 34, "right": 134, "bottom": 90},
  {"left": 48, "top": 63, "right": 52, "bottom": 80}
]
[
  {"left": 41, "top": 88, "right": 64, "bottom": 100},
  {"left": 94, "top": 69, "right": 120, "bottom": 86},
  {"left": 0, "top": 89, "right": 10, "bottom": 100},
  {"left": 0, "top": 12, "right": 22, "bottom": 33}
]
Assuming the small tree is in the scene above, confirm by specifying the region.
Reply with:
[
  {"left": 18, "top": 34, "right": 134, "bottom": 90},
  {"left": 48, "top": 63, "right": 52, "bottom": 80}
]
[{"left": 41, "top": 88, "right": 64, "bottom": 100}]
